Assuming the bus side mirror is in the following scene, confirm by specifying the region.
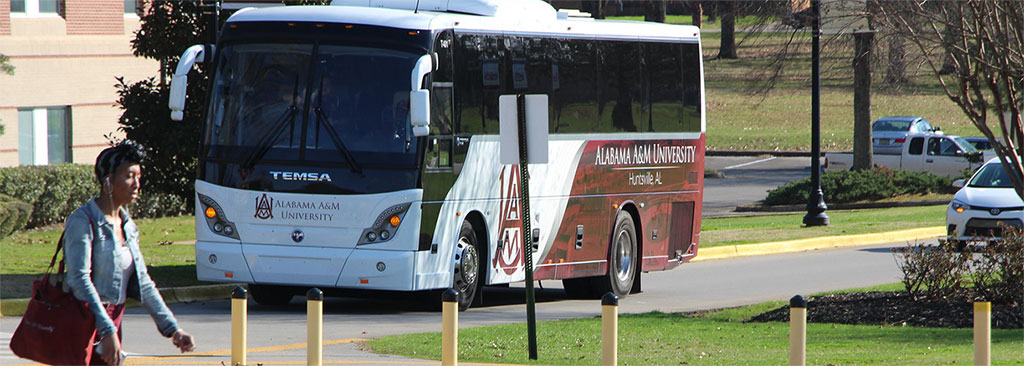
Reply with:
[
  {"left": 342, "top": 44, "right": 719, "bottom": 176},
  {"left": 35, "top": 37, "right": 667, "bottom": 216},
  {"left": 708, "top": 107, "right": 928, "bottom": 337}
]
[
  {"left": 169, "top": 44, "right": 211, "bottom": 121},
  {"left": 410, "top": 90, "right": 429, "bottom": 137}
]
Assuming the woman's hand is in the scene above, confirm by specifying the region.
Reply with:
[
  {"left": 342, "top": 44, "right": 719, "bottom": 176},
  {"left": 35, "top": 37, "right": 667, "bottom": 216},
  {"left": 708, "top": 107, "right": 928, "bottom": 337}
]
[
  {"left": 172, "top": 329, "right": 196, "bottom": 353},
  {"left": 100, "top": 333, "right": 123, "bottom": 365}
]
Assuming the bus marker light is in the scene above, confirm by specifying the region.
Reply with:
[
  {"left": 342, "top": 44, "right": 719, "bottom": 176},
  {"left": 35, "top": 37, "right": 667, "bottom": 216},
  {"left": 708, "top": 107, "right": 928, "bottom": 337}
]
[
  {"left": 408, "top": 31, "right": 419, "bottom": 35},
  {"left": 288, "top": 23, "right": 295, "bottom": 26},
  {"left": 315, "top": 24, "right": 325, "bottom": 28},
  {"left": 389, "top": 215, "right": 401, "bottom": 227},
  {"left": 344, "top": 25, "right": 353, "bottom": 29},
  {"left": 612, "top": 204, "right": 619, "bottom": 209},
  {"left": 225, "top": 272, "right": 234, "bottom": 278},
  {"left": 360, "top": 279, "right": 369, "bottom": 284},
  {"left": 205, "top": 207, "right": 217, "bottom": 218},
  {"left": 455, "top": 211, "right": 462, "bottom": 216}
]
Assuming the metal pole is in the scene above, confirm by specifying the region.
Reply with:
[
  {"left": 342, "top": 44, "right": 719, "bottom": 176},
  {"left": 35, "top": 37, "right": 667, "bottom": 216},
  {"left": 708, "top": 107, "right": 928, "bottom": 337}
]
[
  {"left": 516, "top": 94, "right": 538, "bottom": 360},
  {"left": 442, "top": 289, "right": 459, "bottom": 366},
  {"left": 789, "top": 295, "right": 807, "bottom": 366},
  {"left": 804, "top": 0, "right": 829, "bottom": 226},
  {"left": 307, "top": 288, "right": 323, "bottom": 366},
  {"left": 601, "top": 293, "right": 619, "bottom": 366},
  {"left": 231, "top": 286, "right": 247, "bottom": 366}
]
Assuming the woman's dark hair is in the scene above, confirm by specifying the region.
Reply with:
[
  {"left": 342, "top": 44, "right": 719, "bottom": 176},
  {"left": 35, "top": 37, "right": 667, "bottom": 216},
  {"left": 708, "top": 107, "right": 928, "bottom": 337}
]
[{"left": 94, "top": 140, "right": 147, "bottom": 183}]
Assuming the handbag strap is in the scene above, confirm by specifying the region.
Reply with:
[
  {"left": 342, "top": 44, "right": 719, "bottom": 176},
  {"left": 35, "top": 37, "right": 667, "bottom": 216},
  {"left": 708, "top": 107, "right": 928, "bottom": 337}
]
[{"left": 53, "top": 208, "right": 100, "bottom": 277}]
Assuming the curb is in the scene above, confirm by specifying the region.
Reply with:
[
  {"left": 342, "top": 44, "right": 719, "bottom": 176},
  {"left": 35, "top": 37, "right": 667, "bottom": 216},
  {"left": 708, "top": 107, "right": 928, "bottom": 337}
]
[
  {"left": 693, "top": 226, "right": 946, "bottom": 262},
  {"left": 1, "top": 284, "right": 242, "bottom": 318},
  {"left": 735, "top": 200, "right": 950, "bottom": 213}
]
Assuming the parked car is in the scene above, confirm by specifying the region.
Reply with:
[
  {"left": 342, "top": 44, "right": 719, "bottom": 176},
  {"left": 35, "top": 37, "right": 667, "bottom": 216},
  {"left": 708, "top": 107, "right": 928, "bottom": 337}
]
[
  {"left": 825, "top": 133, "right": 988, "bottom": 178},
  {"left": 964, "top": 137, "right": 993, "bottom": 151},
  {"left": 872, "top": 116, "right": 941, "bottom": 154},
  {"left": 947, "top": 157, "right": 1024, "bottom": 248}
]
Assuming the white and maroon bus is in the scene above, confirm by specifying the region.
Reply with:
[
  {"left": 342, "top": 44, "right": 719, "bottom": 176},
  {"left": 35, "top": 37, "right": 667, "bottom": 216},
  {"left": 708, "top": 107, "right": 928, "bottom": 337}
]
[{"left": 170, "top": 0, "right": 705, "bottom": 310}]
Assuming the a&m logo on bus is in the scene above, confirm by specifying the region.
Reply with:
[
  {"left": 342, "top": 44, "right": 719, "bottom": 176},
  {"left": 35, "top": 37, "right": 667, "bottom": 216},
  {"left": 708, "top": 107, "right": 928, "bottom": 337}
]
[
  {"left": 494, "top": 165, "right": 523, "bottom": 275},
  {"left": 255, "top": 194, "right": 273, "bottom": 220}
]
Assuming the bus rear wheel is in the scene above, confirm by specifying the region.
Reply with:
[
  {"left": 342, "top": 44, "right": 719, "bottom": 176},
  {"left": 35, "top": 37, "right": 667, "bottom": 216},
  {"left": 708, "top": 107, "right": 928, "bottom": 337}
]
[
  {"left": 596, "top": 211, "right": 637, "bottom": 297},
  {"left": 452, "top": 220, "right": 482, "bottom": 311},
  {"left": 249, "top": 284, "right": 296, "bottom": 306}
]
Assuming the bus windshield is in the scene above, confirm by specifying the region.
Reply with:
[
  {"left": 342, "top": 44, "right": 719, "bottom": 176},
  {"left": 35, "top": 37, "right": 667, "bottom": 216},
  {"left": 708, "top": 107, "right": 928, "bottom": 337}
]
[{"left": 201, "top": 42, "right": 422, "bottom": 194}]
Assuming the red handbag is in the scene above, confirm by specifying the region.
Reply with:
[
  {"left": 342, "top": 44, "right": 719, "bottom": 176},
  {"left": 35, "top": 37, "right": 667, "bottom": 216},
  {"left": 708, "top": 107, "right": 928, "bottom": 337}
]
[{"left": 9, "top": 231, "right": 98, "bottom": 365}]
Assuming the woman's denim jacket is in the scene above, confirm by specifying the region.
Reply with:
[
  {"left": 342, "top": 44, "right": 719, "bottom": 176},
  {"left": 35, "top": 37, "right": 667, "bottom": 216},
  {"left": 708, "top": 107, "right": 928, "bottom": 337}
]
[{"left": 63, "top": 198, "right": 179, "bottom": 338}]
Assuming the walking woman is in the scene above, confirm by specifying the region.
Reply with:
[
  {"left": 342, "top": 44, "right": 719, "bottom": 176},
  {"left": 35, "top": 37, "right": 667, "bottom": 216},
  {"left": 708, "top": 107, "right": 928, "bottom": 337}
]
[{"left": 64, "top": 140, "right": 196, "bottom": 365}]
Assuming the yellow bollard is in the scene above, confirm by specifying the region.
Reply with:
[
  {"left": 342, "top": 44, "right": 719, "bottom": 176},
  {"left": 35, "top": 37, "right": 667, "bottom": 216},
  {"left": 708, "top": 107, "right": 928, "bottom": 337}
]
[
  {"left": 789, "top": 295, "right": 807, "bottom": 366},
  {"left": 231, "top": 286, "right": 248, "bottom": 366},
  {"left": 307, "top": 288, "right": 324, "bottom": 366},
  {"left": 442, "top": 289, "right": 459, "bottom": 366},
  {"left": 974, "top": 301, "right": 991, "bottom": 366},
  {"left": 601, "top": 292, "right": 619, "bottom": 366}
]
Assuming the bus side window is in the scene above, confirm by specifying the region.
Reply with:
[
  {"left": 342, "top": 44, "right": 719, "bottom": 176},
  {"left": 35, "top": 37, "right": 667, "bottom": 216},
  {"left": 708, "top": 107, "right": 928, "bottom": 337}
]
[{"left": 426, "top": 137, "right": 452, "bottom": 169}]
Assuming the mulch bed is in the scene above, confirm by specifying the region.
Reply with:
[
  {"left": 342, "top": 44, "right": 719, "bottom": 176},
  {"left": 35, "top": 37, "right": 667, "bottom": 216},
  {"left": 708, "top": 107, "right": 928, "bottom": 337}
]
[{"left": 747, "top": 291, "right": 1022, "bottom": 329}]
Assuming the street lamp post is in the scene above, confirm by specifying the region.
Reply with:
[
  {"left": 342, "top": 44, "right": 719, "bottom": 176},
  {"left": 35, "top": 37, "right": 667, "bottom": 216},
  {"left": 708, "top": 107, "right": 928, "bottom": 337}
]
[{"left": 804, "top": 0, "right": 829, "bottom": 226}]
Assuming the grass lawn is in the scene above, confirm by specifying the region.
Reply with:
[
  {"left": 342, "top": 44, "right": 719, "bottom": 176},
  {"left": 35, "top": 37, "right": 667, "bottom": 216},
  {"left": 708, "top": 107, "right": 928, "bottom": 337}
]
[
  {"left": 367, "top": 284, "right": 1024, "bottom": 365},
  {"left": 700, "top": 204, "right": 946, "bottom": 247},
  {"left": 0, "top": 215, "right": 204, "bottom": 299}
]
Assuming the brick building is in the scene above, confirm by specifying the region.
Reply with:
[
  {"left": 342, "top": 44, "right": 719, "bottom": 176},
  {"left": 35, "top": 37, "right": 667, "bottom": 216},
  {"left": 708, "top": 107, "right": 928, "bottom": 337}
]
[{"left": 0, "top": 0, "right": 159, "bottom": 166}]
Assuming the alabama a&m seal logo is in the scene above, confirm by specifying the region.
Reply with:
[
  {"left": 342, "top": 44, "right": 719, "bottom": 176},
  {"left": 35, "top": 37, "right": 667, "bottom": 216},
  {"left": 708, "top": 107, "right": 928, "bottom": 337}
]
[
  {"left": 255, "top": 193, "right": 273, "bottom": 220},
  {"left": 493, "top": 166, "right": 524, "bottom": 275}
]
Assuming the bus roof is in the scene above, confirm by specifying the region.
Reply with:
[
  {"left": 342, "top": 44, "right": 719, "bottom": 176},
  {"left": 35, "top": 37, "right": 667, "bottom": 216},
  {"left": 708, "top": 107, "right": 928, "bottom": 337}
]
[{"left": 225, "top": 0, "right": 701, "bottom": 42}]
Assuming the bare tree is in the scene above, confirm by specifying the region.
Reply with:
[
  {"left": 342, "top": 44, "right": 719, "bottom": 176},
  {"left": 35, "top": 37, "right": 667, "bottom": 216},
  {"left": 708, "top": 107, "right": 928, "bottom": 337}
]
[{"left": 874, "top": 0, "right": 1024, "bottom": 199}]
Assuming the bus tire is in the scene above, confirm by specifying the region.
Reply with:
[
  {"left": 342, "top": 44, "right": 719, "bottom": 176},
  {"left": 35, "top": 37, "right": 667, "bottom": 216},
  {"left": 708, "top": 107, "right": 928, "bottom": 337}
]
[
  {"left": 248, "top": 284, "right": 295, "bottom": 306},
  {"left": 453, "top": 220, "right": 482, "bottom": 311},
  {"left": 596, "top": 211, "right": 637, "bottom": 297}
]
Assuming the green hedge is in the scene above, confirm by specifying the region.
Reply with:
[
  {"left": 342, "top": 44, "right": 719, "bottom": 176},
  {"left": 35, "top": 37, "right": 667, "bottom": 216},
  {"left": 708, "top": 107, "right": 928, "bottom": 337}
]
[
  {"left": 0, "top": 164, "right": 190, "bottom": 231},
  {"left": 764, "top": 167, "right": 959, "bottom": 205},
  {"left": 0, "top": 194, "right": 33, "bottom": 240}
]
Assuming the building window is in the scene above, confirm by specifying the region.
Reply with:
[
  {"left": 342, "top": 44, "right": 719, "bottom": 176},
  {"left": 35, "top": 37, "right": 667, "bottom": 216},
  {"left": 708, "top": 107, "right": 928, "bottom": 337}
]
[
  {"left": 10, "top": 0, "right": 59, "bottom": 15},
  {"left": 18, "top": 106, "right": 72, "bottom": 166},
  {"left": 125, "top": 0, "right": 139, "bottom": 15}
]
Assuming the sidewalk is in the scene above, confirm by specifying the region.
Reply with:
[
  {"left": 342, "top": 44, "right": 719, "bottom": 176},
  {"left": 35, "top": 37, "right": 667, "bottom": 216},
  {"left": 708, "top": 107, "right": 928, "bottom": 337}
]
[{"left": 0, "top": 226, "right": 944, "bottom": 317}]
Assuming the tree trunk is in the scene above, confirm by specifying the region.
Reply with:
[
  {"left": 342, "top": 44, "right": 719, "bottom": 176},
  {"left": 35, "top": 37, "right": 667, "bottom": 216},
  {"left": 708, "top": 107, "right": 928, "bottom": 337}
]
[
  {"left": 645, "top": 0, "right": 666, "bottom": 23},
  {"left": 885, "top": 33, "right": 908, "bottom": 85},
  {"left": 853, "top": 32, "right": 874, "bottom": 171},
  {"left": 692, "top": 2, "right": 703, "bottom": 27},
  {"left": 718, "top": 1, "right": 737, "bottom": 59},
  {"left": 582, "top": 0, "right": 605, "bottom": 19}
]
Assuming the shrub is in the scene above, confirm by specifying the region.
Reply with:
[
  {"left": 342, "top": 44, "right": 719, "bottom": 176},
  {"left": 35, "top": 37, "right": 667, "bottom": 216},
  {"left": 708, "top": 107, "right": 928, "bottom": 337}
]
[
  {"left": 892, "top": 242, "right": 971, "bottom": 300},
  {"left": 894, "top": 231, "right": 1024, "bottom": 306},
  {"left": 971, "top": 228, "right": 1024, "bottom": 306},
  {"left": 0, "top": 194, "right": 33, "bottom": 240},
  {"left": 0, "top": 164, "right": 190, "bottom": 231},
  {"left": 764, "top": 167, "right": 957, "bottom": 205}
]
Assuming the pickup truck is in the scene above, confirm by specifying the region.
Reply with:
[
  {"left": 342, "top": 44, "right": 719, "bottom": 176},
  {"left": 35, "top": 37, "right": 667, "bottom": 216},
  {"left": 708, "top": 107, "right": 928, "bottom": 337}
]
[{"left": 825, "top": 133, "right": 989, "bottom": 178}]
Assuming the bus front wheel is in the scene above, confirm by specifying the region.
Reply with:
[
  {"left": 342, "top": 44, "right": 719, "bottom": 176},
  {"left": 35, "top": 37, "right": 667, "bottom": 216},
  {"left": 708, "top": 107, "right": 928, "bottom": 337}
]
[
  {"left": 597, "top": 211, "right": 638, "bottom": 297},
  {"left": 453, "top": 220, "right": 482, "bottom": 311}
]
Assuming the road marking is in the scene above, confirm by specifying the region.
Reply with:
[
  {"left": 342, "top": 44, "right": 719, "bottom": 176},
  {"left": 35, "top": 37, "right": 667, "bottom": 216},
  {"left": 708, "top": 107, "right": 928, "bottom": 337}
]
[{"left": 722, "top": 157, "right": 776, "bottom": 170}]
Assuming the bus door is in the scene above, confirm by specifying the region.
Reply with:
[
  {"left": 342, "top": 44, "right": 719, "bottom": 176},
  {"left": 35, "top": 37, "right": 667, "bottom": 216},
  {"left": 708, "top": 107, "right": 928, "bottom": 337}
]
[{"left": 420, "top": 30, "right": 457, "bottom": 253}]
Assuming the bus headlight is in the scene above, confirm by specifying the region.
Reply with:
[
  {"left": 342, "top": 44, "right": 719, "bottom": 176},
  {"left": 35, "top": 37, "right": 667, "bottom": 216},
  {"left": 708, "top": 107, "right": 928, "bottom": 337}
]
[
  {"left": 199, "top": 193, "right": 240, "bottom": 240},
  {"left": 358, "top": 202, "right": 411, "bottom": 245}
]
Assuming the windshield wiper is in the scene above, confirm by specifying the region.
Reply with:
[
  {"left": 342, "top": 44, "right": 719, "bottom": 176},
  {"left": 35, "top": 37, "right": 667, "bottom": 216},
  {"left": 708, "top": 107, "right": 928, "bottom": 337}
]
[
  {"left": 241, "top": 105, "right": 298, "bottom": 170},
  {"left": 314, "top": 106, "right": 363, "bottom": 174}
]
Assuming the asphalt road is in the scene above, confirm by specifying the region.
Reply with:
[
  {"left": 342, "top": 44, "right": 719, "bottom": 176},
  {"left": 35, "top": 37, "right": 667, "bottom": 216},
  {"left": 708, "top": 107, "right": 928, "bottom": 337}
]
[
  {"left": 1, "top": 241, "right": 920, "bottom": 365},
  {"left": 703, "top": 156, "right": 813, "bottom": 216}
]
